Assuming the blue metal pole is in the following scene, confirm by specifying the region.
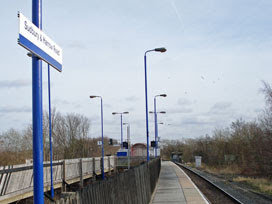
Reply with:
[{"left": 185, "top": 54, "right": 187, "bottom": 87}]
[
  {"left": 120, "top": 114, "right": 123, "bottom": 149},
  {"left": 154, "top": 97, "right": 157, "bottom": 157},
  {"left": 156, "top": 116, "right": 159, "bottom": 155},
  {"left": 155, "top": 112, "right": 158, "bottom": 156},
  {"left": 144, "top": 54, "right": 150, "bottom": 161},
  {"left": 32, "top": 0, "right": 44, "bottom": 203},
  {"left": 48, "top": 64, "right": 54, "bottom": 198},
  {"left": 100, "top": 97, "right": 104, "bottom": 180}
]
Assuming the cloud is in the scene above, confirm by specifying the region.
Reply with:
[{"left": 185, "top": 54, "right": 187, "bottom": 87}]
[
  {"left": 209, "top": 102, "right": 232, "bottom": 114},
  {"left": 177, "top": 98, "right": 194, "bottom": 106},
  {"left": 0, "top": 106, "right": 31, "bottom": 113},
  {"left": 53, "top": 99, "right": 71, "bottom": 105},
  {"left": 179, "top": 116, "right": 213, "bottom": 126},
  {"left": 254, "top": 108, "right": 263, "bottom": 114},
  {"left": 0, "top": 79, "right": 31, "bottom": 89},
  {"left": 124, "top": 96, "right": 140, "bottom": 102},
  {"left": 167, "top": 107, "right": 193, "bottom": 114},
  {"left": 89, "top": 114, "right": 100, "bottom": 122},
  {"left": 127, "top": 119, "right": 145, "bottom": 128},
  {"left": 52, "top": 99, "right": 82, "bottom": 109},
  {"left": 73, "top": 103, "right": 82, "bottom": 109},
  {"left": 170, "top": 0, "right": 183, "bottom": 28},
  {"left": 104, "top": 103, "right": 112, "bottom": 109},
  {"left": 126, "top": 106, "right": 136, "bottom": 112},
  {"left": 65, "top": 41, "right": 86, "bottom": 49}
]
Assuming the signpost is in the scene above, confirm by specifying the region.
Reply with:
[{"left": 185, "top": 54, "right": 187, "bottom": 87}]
[
  {"left": 127, "top": 125, "right": 130, "bottom": 169},
  {"left": 18, "top": 2, "right": 62, "bottom": 202},
  {"left": 18, "top": 12, "right": 63, "bottom": 72},
  {"left": 48, "top": 64, "right": 54, "bottom": 198}
]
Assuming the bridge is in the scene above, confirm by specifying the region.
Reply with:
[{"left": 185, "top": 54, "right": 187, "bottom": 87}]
[
  {"left": 0, "top": 157, "right": 208, "bottom": 204},
  {"left": 0, "top": 156, "right": 115, "bottom": 203}
]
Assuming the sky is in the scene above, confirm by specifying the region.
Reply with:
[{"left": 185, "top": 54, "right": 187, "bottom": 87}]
[{"left": 1, "top": 0, "right": 272, "bottom": 144}]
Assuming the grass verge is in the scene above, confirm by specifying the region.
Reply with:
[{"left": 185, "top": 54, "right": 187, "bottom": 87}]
[
  {"left": 196, "top": 163, "right": 242, "bottom": 175},
  {"left": 233, "top": 176, "right": 272, "bottom": 196},
  {"left": 192, "top": 163, "right": 272, "bottom": 196}
]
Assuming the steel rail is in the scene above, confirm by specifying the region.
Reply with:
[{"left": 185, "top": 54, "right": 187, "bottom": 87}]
[{"left": 175, "top": 162, "right": 244, "bottom": 204}]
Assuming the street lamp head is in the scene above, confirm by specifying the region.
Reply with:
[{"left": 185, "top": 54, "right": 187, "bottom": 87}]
[
  {"left": 149, "top": 111, "right": 154, "bottom": 114},
  {"left": 159, "top": 111, "right": 166, "bottom": 114},
  {"left": 112, "top": 112, "right": 117, "bottom": 115},
  {"left": 89, "top": 95, "right": 97, "bottom": 98},
  {"left": 123, "top": 111, "right": 129, "bottom": 114},
  {"left": 159, "top": 122, "right": 164, "bottom": 125},
  {"left": 160, "top": 94, "right": 167, "bottom": 97},
  {"left": 154, "top": 47, "right": 167, "bottom": 53},
  {"left": 27, "top": 52, "right": 33, "bottom": 57}
]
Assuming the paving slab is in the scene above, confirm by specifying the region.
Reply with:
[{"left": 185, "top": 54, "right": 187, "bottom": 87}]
[{"left": 150, "top": 161, "right": 209, "bottom": 204}]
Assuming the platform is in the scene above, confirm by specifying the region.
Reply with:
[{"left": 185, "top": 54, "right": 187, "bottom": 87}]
[{"left": 150, "top": 161, "right": 209, "bottom": 204}]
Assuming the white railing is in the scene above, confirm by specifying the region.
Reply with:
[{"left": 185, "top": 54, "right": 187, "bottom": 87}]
[{"left": 0, "top": 156, "right": 115, "bottom": 203}]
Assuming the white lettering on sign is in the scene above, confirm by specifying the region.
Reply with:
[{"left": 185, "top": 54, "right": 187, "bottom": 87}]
[{"left": 18, "top": 12, "right": 62, "bottom": 71}]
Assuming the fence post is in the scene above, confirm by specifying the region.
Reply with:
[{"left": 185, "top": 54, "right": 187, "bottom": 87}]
[
  {"left": 108, "top": 156, "right": 111, "bottom": 175},
  {"left": 114, "top": 156, "right": 117, "bottom": 172},
  {"left": 100, "top": 157, "right": 103, "bottom": 177},
  {"left": 92, "top": 157, "right": 96, "bottom": 182},
  {"left": 62, "top": 160, "right": 66, "bottom": 192},
  {"left": 79, "top": 159, "right": 83, "bottom": 188}
]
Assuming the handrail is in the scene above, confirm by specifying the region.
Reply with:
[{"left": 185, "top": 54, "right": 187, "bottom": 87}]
[{"left": 0, "top": 161, "right": 63, "bottom": 174}]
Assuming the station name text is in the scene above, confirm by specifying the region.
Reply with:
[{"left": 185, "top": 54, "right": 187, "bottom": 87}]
[{"left": 24, "top": 21, "right": 60, "bottom": 56}]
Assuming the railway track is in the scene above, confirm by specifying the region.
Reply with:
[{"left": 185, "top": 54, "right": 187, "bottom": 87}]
[{"left": 175, "top": 162, "right": 243, "bottom": 204}]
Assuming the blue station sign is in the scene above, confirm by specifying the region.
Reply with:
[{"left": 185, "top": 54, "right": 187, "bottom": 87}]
[{"left": 18, "top": 12, "right": 63, "bottom": 72}]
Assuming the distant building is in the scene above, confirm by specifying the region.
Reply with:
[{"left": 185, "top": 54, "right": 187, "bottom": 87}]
[
  {"left": 25, "top": 159, "right": 33, "bottom": 164},
  {"left": 171, "top": 152, "right": 182, "bottom": 162},
  {"left": 131, "top": 143, "right": 147, "bottom": 157}
]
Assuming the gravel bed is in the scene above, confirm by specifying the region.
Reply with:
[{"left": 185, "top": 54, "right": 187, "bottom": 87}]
[
  {"left": 180, "top": 164, "right": 272, "bottom": 204},
  {"left": 180, "top": 166, "right": 236, "bottom": 204}
]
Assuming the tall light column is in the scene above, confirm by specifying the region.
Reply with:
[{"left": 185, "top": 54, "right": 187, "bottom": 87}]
[
  {"left": 123, "top": 122, "right": 130, "bottom": 169},
  {"left": 144, "top": 47, "right": 167, "bottom": 161},
  {"left": 90, "top": 95, "right": 104, "bottom": 180},
  {"left": 154, "top": 94, "right": 167, "bottom": 157},
  {"left": 149, "top": 111, "right": 166, "bottom": 157},
  {"left": 112, "top": 112, "right": 129, "bottom": 149},
  {"left": 48, "top": 64, "right": 54, "bottom": 198},
  {"left": 157, "top": 122, "right": 165, "bottom": 156}
]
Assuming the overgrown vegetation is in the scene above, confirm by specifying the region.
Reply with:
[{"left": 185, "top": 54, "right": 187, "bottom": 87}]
[
  {"left": 233, "top": 176, "right": 272, "bottom": 196},
  {"left": 0, "top": 109, "right": 118, "bottom": 166},
  {"left": 161, "top": 81, "right": 272, "bottom": 178}
]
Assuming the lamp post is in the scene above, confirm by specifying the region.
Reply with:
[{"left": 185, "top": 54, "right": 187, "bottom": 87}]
[
  {"left": 153, "top": 94, "right": 167, "bottom": 157},
  {"left": 123, "top": 122, "right": 130, "bottom": 169},
  {"left": 112, "top": 112, "right": 129, "bottom": 149},
  {"left": 123, "top": 122, "right": 130, "bottom": 145},
  {"left": 47, "top": 64, "right": 54, "bottom": 198},
  {"left": 149, "top": 111, "right": 166, "bottom": 157},
  {"left": 90, "top": 95, "right": 104, "bottom": 180},
  {"left": 144, "top": 47, "right": 167, "bottom": 161},
  {"left": 157, "top": 122, "right": 164, "bottom": 154}
]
